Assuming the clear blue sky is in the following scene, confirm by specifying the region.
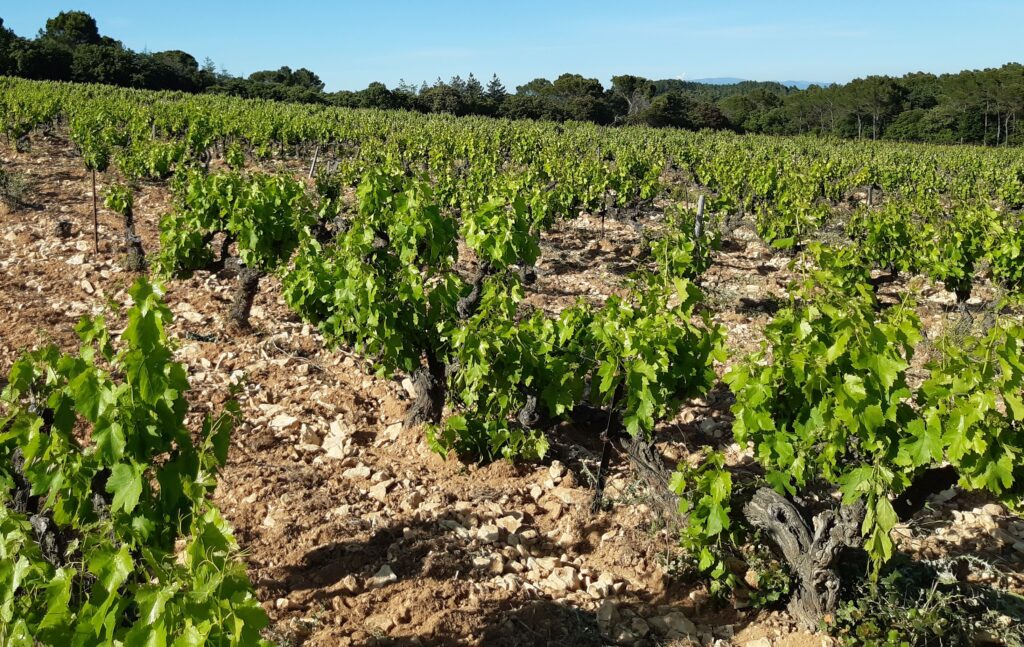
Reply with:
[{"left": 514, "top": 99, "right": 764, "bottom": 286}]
[{"left": 3, "top": 1, "right": 1022, "bottom": 92}]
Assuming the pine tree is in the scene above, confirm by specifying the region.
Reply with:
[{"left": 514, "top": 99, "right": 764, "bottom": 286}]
[
  {"left": 465, "top": 73, "right": 484, "bottom": 98},
  {"left": 486, "top": 73, "right": 507, "bottom": 102},
  {"left": 396, "top": 78, "right": 418, "bottom": 96}
]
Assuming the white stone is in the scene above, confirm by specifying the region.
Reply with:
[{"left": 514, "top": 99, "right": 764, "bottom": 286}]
[
  {"left": 553, "top": 566, "right": 581, "bottom": 592},
  {"left": 978, "top": 514, "right": 999, "bottom": 531},
  {"left": 383, "top": 422, "right": 402, "bottom": 442},
  {"left": 342, "top": 464, "right": 372, "bottom": 479},
  {"left": 587, "top": 581, "right": 610, "bottom": 599},
  {"left": 321, "top": 429, "right": 349, "bottom": 460},
  {"left": 323, "top": 423, "right": 352, "bottom": 460},
  {"left": 477, "top": 524, "right": 501, "bottom": 543},
  {"left": 549, "top": 460, "right": 566, "bottom": 480},
  {"left": 329, "top": 418, "right": 352, "bottom": 438},
  {"left": 270, "top": 414, "right": 300, "bottom": 431},
  {"left": 487, "top": 554, "right": 505, "bottom": 575},
  {"left": 495, "top": 515, "right": 522, "bottom": 534},
  {"left": 981, "top": 503, "right": 1004, "bottom": 516},
  {"left": 339, "top": 575, "right": 360, "bottom": 594},
  {"left": 472, "top": 555, "right": 491, "bottom": 569},
  {"left": 367, "top": 564, "right": 397, "bottom": 589},
  {"left": 401, "top": 377, "right": 418, "bottom": 398},
  {"left": 369, "top": 479, "right": 394, "bottom": 502}
]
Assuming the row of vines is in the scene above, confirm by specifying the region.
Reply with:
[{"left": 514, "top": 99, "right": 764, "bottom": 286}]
[{"left": 2, "top": 75, "right": 1023, "bottom": 644}]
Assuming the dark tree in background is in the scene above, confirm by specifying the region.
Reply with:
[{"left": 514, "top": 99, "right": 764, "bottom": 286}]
[
  {"left": 0, "top": 18, "right": 18, "bottom": 74},
  {"left": 71, "top": 44, "right": 138, "bottom": 86},
  {"left": 39, "top": 10, "right": 102, "bottom": 47},
  {"left": 611, "top": 74, "right": 657, "bottom": 118},
  {"left": 249, "top": 66, "right": 325, "bottom": 92},
  {"left": 486, "top": 74, "right": 507, "bottom": 103},
  {"left": 141, "top": 50, "right": 205, "bottom": 92}
]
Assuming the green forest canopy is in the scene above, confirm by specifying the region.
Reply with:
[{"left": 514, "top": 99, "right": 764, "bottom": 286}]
[{"left": 1, "top": 11, "right": 1021, "bottom": 145}]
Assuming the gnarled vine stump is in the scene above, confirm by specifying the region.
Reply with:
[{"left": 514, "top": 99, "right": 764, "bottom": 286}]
[
  {"left": 228, "top": 266, "right": 263, "bottom": 329},
  {"left": 456, "top": 261, "right": 492, "bottom": 320},
  {"left": 404, "top": 350, "right": 446, "bottom": 427},
  {"left": 121, "top": 205, "right": 147, "bottom": 272},
  {"left": 743, "top": 488, "right": 864, "bottom": 629}
]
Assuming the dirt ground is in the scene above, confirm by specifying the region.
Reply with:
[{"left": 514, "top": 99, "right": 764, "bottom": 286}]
[{"left": 1, "top": 135, "right": 1022, "bottom": 646}]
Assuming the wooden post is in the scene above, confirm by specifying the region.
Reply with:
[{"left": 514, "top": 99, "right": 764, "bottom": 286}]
[
  {"left": 601, "top": 190, "right": 611, "bottom": 239},
  {"left": 694, "top": 194, "right": 706, "bottom": 259},
  {"left": 590, "top": 385, "right": 622, "bottom": 513},
  {"left": 308, "top": 144, "right": 321, "bottom": 179},
  {"left": 91, "top": 169, "right": 98, "bottom": 253},
  {"left": 694, "top": 194, "right": 705, "bottom": 240}
]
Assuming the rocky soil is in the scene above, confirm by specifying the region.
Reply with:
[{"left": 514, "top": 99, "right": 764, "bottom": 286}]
[{"left": 1, "top": 135, "right": 1022, "bottom": 646}]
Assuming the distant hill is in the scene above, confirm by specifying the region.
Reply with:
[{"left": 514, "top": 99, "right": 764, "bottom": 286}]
[{"left": 693, "top": 77, "right": 832, "bottom": 89}]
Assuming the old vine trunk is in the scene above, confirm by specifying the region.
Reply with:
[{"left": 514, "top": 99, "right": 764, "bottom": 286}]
[
  {"left": 122, "top": 205, "right": 147, "bottom": 272},
  {"left": 743, "top": 488, "right": 865, "bottom": 629},
  {"left": 404, "top": 349, "right": 446, "bottom": 427},
  {"left": 229, "top": 266, "right": 263, "bottom": 329}
]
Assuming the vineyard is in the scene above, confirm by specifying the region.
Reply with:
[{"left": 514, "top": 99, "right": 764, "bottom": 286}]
[{"left": 1, "top": 75, "right": 1024, "bottom": 646}]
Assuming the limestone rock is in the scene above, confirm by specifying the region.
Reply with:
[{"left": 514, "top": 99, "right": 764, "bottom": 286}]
[
  {"left": 270, "top": 414, "right": 300, "bottom": 431},
  {"left": 369, "top": 479, "right": 394, "bottom": 502},
  {"left": 496, "top": 515, "right": 522, "bottom": 534},
  {"left": 596, "top": 599, "right": 619, "bottom": 630},
  {"left": 343, "top": 464, "right": 372, "bottom": 480},
  {"left": 549, "top": 460, "right": 566, "bottom": 480},
  {"left": 478, "top": 524, "right": 501, "bottom": 543},
  {"left": 367, "top": 565, "right": 397, "bottom": 589}
]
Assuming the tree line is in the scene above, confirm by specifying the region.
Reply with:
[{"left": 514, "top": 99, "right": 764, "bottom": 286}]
[{"left": 1, "top": 11, "right": 1021, "bottom": 145}]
